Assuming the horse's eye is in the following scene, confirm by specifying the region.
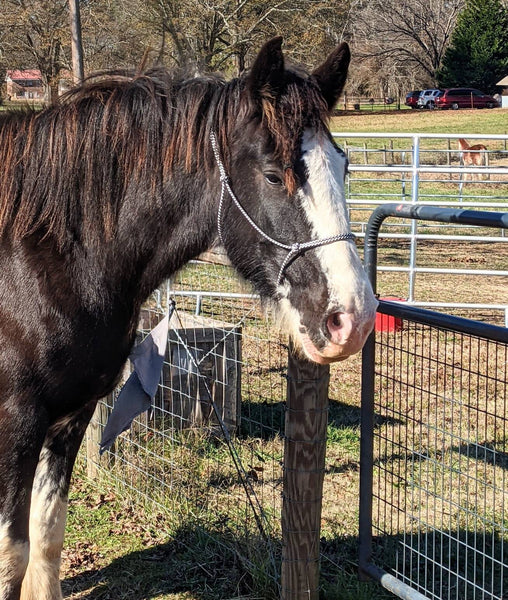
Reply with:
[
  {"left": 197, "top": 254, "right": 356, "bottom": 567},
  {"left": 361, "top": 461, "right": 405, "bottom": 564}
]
[{"left": 264, "top": 173, "right": 283, "bottom": 186}]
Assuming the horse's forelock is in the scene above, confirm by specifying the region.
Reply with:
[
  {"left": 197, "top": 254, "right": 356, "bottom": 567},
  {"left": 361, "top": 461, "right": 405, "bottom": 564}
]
[{"left": 258, "top": 75, "right": 330, "bottom": 196}]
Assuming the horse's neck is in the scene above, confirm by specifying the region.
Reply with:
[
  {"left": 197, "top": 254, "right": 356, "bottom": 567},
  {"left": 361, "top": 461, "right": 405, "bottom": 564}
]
[
  {"left": 458, "top": 139, "right": 469, "bottom": 150},
  {"left": 108, "top": 176, "right": 218, "bottom": 304}
]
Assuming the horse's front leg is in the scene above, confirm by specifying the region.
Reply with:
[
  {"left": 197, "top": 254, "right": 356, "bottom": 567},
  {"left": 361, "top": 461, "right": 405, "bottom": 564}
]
[
  {"left": 0, "top": 398, "right": 48, "bottom": 600},
  {"left": 20, "top": 400, "right": 97, "bottom": 600}
]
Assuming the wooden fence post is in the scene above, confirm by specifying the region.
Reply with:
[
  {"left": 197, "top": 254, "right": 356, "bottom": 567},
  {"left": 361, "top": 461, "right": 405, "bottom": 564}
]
[
  {"left": 281, "top": 341, "right": 330, "bottom": 600},
  {"left": 85, "top": 399, "right": 112, "bottom": 478}
]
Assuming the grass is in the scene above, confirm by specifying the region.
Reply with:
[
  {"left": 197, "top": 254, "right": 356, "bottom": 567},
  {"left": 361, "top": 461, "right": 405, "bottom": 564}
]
[
  {"left": 331, "top": 107, "right": 508, "bottom": 135},
  {"left": 61, "top": 111, "right": 508, "bottom": 600},
  {"left": 62, "top": 275, "right": 507, "bottom": 599}
]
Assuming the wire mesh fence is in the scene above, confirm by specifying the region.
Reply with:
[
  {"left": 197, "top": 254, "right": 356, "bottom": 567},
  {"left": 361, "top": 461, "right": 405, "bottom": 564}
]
[
  {"left": 360, "top": 306, "right": 508, "bottom": 600},
  {"left": 85, "top": 258, "right": 289, "bottom": 596},
  {"left": 82, "top": 255, "right": 377, "bottom": 598},
  {"left": 359, "top": 205, "right": 508, "bottom": 600}
]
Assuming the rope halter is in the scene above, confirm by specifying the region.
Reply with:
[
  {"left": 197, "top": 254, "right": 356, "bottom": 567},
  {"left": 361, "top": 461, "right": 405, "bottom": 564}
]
[{"left": 210, "top": 131, "right": 355, "bottom": 286}]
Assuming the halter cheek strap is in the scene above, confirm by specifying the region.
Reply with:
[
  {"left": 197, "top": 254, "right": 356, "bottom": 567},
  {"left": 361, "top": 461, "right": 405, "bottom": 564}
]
[{"left": 210, "top": 131, "right": 355, "bottom": 286}]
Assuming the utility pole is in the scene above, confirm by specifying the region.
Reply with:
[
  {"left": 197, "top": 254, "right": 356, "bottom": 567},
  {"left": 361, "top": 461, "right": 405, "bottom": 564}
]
[{"left": 69, "top": 0, "right": 84, "bottom": 84}]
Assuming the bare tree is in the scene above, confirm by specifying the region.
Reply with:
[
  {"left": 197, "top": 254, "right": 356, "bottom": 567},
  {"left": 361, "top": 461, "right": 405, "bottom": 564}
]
[
  {"left": 79, "top": 0, "right": 155, "bottom": 71},
  {"left": 353, "top": 0, "right": 464, "bottom": 87},
  {"left": 143, "top": 0, "right": 299, "bottom": 75},
  {"left": 143, "top": 0, "right": 354, "bottom": 76},
  {"left": 0, "top": 0, "right": 70, "bottom": 103}
]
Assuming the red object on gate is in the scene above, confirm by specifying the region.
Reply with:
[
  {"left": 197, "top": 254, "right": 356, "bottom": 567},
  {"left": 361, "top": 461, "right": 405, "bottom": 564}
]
[{"left": 375, "top": 297, "right": 405, "bottom": 332}]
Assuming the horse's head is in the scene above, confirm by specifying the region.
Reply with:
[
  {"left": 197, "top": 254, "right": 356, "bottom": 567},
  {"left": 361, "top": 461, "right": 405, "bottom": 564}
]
[{"left": 216, "top": 38, "right": 377, "bottom": 364}]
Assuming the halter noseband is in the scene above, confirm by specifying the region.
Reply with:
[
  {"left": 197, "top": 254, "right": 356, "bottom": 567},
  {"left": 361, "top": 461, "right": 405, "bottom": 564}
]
[{"left": 210, "top": 131, "right": 355, "bottom": 286}]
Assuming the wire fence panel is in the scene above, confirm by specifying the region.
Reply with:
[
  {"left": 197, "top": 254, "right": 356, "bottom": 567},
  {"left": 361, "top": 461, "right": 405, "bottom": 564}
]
[
  {"left": 360, "top": 205, "right": 508, "bottom": 600},
  {"left": 85, "top": 259, "right": 289, "bottom": 596},
  {"left": 361, "top": 305, "right": 508, "bottom": 600},
  {"left": 83, "top": 255, "right": 375, "bottom": 598}
]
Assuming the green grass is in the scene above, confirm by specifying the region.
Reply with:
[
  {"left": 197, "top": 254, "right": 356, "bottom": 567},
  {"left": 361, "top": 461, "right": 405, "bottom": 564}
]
[{"left": 331, "top": 107, "right": 508, "bottom": 135}]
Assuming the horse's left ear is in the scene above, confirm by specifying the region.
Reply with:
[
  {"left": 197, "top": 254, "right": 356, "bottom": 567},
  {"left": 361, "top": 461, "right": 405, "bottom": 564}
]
[
  {"left": 311, "top": 42, "right": 351, "bottom": 111},
  {"left": 246, "top": 37, "right": 285, "bottom": 103}
]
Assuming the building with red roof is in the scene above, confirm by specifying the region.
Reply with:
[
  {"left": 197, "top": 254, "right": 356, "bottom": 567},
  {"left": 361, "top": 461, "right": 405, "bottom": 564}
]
[{"left": 6, "top": 69, "right": 44, "bottom": 101}]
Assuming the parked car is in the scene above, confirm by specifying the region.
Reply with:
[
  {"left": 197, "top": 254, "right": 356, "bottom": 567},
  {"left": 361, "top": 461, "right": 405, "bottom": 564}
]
[
  {"left": 405, "top": 90, "right": 421, "bottom": 109},
  {"left": 434, "top": 88, "right": 499, "bottom": 110},
  {"left": 417, "top": 89, "right": 442, "bottom": 109}
]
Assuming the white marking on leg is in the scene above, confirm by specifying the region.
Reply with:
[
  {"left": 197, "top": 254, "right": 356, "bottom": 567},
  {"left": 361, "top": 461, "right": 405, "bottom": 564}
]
[
  {"left": 0, "top": 519, "right": 29, "bottom": 600},
  {"left": 20, "top": 448, "right": 66, "bottom": 600}
]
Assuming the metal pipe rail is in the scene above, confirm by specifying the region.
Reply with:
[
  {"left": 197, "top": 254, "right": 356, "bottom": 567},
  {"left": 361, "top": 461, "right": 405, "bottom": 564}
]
[
  {"left": 363, "top": 204, "right": 508, "bottom": 289},
  {"left": 335, "top": 133, "right": 508, "bottom": 317},
  {"left": 359, "top": 204, "right": 508, "bottom": 600}
]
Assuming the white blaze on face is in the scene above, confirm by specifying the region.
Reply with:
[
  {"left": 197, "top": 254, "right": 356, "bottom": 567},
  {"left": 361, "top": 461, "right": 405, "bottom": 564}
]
[
  {"left": 299, "top": 128, "right": 370, "bottom": 310},
  {"left": 279, "top": 128, "right": 377, "bottom": 363}
]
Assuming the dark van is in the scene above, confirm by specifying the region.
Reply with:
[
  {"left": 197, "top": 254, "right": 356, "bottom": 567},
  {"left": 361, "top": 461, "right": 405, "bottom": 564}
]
[
  {"left": 435, "top": 88, "right": 498, "bottom": 110},
  {"left": 405, "top": 90, "right": 421, "bottom": 109}
]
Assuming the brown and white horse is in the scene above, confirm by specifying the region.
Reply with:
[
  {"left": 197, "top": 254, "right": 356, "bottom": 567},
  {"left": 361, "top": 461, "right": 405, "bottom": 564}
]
[
  {"left": 0, "top": 38, "right": 377, "bottom": 600},
  {"left": 458, "top": 138, "right": 488, "bottom": 180}
]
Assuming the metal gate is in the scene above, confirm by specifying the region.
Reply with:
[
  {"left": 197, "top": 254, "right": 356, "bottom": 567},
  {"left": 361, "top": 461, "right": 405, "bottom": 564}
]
[{"left": 359, "top": 205, "right": 508, "bottom": 599}]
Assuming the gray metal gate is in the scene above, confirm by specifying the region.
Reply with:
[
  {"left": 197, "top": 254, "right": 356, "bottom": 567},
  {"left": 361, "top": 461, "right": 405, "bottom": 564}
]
[{"left": 359, "top": 205, "right": 508, "bottom": 599}]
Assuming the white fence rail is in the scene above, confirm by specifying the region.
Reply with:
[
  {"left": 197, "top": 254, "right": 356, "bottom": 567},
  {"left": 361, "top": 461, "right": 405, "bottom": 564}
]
[{"left": 332, "top": 132, "right": 508, "bottom": 324}]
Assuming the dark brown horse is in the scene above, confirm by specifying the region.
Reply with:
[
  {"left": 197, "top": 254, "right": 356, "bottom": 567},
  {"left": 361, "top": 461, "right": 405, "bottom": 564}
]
[{"left": 0, "top": 38, "right": 377, "bottom": 600}]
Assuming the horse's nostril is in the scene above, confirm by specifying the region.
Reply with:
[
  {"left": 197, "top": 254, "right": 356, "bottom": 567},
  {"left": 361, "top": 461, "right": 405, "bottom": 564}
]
[
  {"left": 331, "top": 313, "right": 341, "bottom": 328},
  {"left": 327, "top": 311, "right": 344, "bottom": 335},
  {"left": 326, "top": 311, "right": 355, "bottom": 344}
]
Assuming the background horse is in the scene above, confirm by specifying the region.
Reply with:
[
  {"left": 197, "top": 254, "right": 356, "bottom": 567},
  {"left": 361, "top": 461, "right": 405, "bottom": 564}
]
[
  {"left": 0, "top": 38, "right": 377, "bottom": 600},
  {"left": 458, "top": 137, "right": 488, "bottom": 180}
]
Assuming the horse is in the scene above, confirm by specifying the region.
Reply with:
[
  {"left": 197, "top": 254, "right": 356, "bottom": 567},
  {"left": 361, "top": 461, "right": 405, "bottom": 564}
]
[
  {"left": 0, "top": 37, "right": 377, "bottom": 600},
  {"left": 458, "top": 137, "right": 488, "bottom": 180}
]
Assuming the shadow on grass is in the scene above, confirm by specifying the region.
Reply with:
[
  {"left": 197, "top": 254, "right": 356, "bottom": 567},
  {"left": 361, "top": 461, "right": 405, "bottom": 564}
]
[
  {"left": 62, "top": 523, "right": 278, "bottom": 600},
  {"left": 62, "top": 521, "right": 507, "bottom": 600},
  {"left": 62, "top": 526, "right": 389, "bottom": 600},
  {"left": 240, "top": 397, "right": 400, "bottom": 441}
]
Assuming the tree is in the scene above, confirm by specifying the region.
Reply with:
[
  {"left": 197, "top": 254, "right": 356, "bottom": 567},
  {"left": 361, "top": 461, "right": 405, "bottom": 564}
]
[
  {"left": 79, "top": 0, "right": 153, "bottom": 71},
  {"left": 353, "top": 0, "right": 464, "bottom": 89},
  {"left": 437, "top": 0, "right": 508, "bottom": 93},
  {"left": 0, "top": 0, "right": 70, "bottom": 102},
  {"left": 142, "top": 0, "right": 355, "bottom": 76},
  {"left": 279, "top": 0, "right": 354, "bottom": 69},
  {"left": 143, "top": 0, "right": 297, "bottom": 75}
]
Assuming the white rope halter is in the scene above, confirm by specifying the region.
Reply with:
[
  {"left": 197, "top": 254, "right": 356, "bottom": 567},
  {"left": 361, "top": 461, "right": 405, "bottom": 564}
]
[{"left": 210, "top": 131, "right": 355, "bottom": 286}]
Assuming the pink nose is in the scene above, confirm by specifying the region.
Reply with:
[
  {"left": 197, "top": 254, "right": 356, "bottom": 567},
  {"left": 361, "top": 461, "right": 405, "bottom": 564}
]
[{"left": 326, "top": 311, "right": 356, "bottom": 346}]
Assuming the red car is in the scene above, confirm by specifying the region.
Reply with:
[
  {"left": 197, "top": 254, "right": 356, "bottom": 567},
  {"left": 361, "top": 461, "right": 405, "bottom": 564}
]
[
  {"left": 405, "top": 90, "right": 421, "bottom": 109},
  {"left": 435, "top": 88, "right": 498, "bottom": 109}
]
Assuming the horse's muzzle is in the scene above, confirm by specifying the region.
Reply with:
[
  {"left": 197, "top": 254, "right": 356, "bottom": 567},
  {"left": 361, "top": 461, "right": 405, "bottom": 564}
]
[{"left": 298, "top": 309, "right": 377, "bottom": 364}]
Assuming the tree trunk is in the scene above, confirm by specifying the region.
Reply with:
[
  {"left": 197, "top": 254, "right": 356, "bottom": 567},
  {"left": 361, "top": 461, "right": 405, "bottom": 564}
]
[{"left": 69, "top": 0, "right": 85, "bottom": 84}]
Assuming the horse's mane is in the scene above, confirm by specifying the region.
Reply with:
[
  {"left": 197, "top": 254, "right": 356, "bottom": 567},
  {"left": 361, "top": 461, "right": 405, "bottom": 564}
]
[{"left": 0, "top": 65, "right": 328, "bottom": 251}]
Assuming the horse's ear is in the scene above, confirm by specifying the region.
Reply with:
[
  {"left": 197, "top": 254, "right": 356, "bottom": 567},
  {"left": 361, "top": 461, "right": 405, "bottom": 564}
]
[
  {"left": 246, "top": 37, "right": 285, "bottom": 103},
  {"left": 311, "top": 42, "right": 351, "bottom": 111}
]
